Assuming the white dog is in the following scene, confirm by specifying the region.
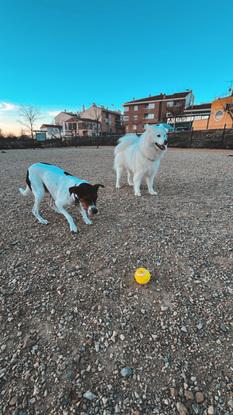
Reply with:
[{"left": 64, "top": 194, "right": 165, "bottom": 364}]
[
  {"left": 19, "top": 163, "right": 104, "bottom": 233},
  {"left": 114, "top": 125, "right": 168, "bottom": 196}
]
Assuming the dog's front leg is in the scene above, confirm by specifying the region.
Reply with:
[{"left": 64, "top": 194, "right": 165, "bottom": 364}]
[
  {"left": 79, "top": 205, "right": 92, "bottom": 225},
  {"left": 133, "top": 172, "right": 144, "bottom": 196},
  {"left": 55, "top": 203, "right": 78, "bottom": 233},
  {"left": 146, "top": 176, "right": 158, "bottom": 195}
]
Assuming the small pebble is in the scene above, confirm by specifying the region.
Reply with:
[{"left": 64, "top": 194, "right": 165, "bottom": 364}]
[{"left": 120, "top": 367, "right": 133, "bottom": 378}]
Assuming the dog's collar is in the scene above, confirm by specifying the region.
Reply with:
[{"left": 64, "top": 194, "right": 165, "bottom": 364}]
[{"left": 139, "top": 149, "right": 156, "bottom": 162}]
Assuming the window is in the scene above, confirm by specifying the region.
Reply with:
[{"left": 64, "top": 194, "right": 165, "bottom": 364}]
[
  {"left": 215, "top": 110, "right": 223, "bottom": 121},
  {"left": 68, "top": 122, "right": 76, "bottom": 130},
  {"left": 133, "top": 125, "right": 137, "bottom": 130},
  {"left": 123, "top": 115, "right": 129, "bottom": 121},
  {"left": 124, "top": 106, "right": 129, "bottom": 112},
  {"left": 144, "top": 113, "right": 154, "bottom": 119},
  {"left": 173, "top": 100, "right": 182, "bottom": 106},
  {"left": 167, "top": 101, "right": 174, "bottom": 107},
  {"left": 133, "top": 115, "right": 138, "bottom": 120},
  {"left": 145, "top": 103, "right": 155, "bottom": 109},
  {"left": 134, "top": 105, "right": 138, "bottom": 111}
]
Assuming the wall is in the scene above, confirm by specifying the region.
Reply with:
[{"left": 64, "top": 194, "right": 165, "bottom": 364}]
[
  {"left": 168, "top": 128, "right": 233, "bottom": 149},
  {"left": 192, "top": 118, "right": 209, "bottom": 130},
  {"left": 208, "top": 96, "right": 233, "bottom": 130}
]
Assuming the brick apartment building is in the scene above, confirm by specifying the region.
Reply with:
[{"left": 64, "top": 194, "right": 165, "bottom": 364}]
[
  {"left": 123, "top": 91, "right": 194, "bottom": 133},
  {"left": 80, "top": 104, "right": 124, "bottom": 135}
]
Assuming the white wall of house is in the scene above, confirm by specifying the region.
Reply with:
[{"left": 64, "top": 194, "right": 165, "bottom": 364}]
[
  {"left": 80, "top": 106, "right": 102, "bottom": 122},
  {"left": 55, "top": 112, "right": 76, "bottom": 125}
]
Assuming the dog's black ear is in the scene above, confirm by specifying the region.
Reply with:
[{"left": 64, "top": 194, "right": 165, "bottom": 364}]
[
  {"left": 69, "top": 186, "right": 78, "bottom": 195},
  {"left": 93, "top": 184, "right": 105, "bottom": 191}
]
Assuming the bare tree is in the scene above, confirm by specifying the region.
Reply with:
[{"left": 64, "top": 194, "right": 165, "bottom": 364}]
[
  {"left": 18, "top": 105, "right": 40, "bottom": 139},
  {"left": 92, "top": 104, "right": 102, "bottom": 133}
]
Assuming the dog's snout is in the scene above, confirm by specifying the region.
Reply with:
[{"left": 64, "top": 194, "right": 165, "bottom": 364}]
[{"left": 91, "top": 206, "right": 98, "bottom": 214}]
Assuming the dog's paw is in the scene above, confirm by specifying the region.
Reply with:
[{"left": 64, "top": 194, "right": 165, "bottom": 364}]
[
  {"left": 135, "top": 192, "right": 141, "bottom": 197},
  {"left": 70, "top": 225, "right": 78, "bottom": 233},
  {"left": 149, "top": 190, "right": 158, "bottom": 195},
  {"left": 40, "top": 218, "right": 49, "bottom": 225},
  {"left": 85, "top": 220, "right": 93, "bottom": 225}
]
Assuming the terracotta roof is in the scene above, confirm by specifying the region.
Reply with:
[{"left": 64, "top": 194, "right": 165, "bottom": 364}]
[
  {"left": 124, "top": 91, "right": 192, "bottom": 105},
  {"left": 78, "top": 117, "right": 100, "bottom": 123},
  {"left": 40, "top": 124, "right": 62, "bottom": 129},
  {"left": 66, "top": 116, "right": 100, "bottom": 123}
]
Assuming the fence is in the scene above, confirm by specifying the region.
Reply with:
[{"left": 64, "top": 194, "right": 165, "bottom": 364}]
[
  {"left": 1, "top": 129, "right": 233, "bottom": 150},
  {"left": 168, "top": 128, "right": 233, "bottom": 149},
  {"left": 0, "top": 135, "right": 120, "bottom": 150}
]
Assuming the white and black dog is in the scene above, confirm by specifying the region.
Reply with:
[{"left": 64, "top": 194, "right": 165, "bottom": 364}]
[
  {"left": 114, "top": 125, "right": 168, "bottom": 196},
  {"left": 19, "top": 163, "right": 104, "bottom": 233}
]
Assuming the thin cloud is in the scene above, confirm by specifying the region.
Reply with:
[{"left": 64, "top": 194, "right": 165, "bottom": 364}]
[
  {"left": 0, "top": 101, "right": 19, "bottom": 111},
  {"left": 47, "top": 110, "right": 61, "bottom": 117}
]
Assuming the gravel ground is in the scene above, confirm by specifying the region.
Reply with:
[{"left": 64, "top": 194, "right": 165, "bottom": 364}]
[{"left": 0, "top": 147, "right": 232, "bottom": 415}]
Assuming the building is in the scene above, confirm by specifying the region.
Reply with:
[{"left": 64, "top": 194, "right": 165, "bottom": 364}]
[
  {"left": 54, "top": 111, "right": 78, "bottom": 125},
  {"left": 40, "top": 124, "right": 62, "bottom": 139},
  {"left": 62, "top": 116, "right": 100, "bottom": 137},
  {"left": 202, "top": 95, "right": 233, "bottom": 130},
  {"left": 167, "top": 103, "right": 211, "bottom": 131},
  {"left": 167, "top": 93, "right": 233, "bottom": 131},
  {"left": 123, "top": 91, "right": 194, "bottom": 133},
  {"left": 80, "top": 104, "right": 123, "bottom": 135},
  {"left": 54, "top": 111, "right": 79, "bottom": 134}
]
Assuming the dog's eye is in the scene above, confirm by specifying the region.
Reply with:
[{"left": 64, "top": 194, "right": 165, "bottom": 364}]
[{"left": 157, "top": 134, "right": 161, "bottom": 137}]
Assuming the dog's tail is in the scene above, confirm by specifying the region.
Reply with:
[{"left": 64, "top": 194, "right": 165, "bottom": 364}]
[
  {"left": 114, "top": 134, "right": 139, "bottom": 156},
  {"left": 19, "top": 186, "right": 31, "bottom": 196},
  {"left": 19, "top": 169, "right": 32, "bottom": 196}
]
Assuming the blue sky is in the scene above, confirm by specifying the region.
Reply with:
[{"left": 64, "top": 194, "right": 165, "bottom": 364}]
[{"left": 0, "top": 0, "right": 233, "bottom": 133}]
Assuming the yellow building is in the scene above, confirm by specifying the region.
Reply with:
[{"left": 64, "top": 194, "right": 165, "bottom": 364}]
[{"left": 193, "top": 95, "right": 233, "bottom": 130}]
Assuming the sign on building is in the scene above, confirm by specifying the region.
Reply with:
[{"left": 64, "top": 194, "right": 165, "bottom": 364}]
[{"left": 35, "top": 132, "right": 46, "bottom": 141}]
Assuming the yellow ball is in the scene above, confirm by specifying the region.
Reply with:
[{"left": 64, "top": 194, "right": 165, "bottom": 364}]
[{"left": 134, "top": 267, "right": 151, "bottom": 285}]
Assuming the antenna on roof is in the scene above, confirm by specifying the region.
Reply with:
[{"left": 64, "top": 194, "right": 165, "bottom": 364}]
[{"left": 225, "top": 80, "right": 233, "bottom": 96}]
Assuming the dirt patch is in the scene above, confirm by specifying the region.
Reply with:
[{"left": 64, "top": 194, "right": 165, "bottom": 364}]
[{"left": 0, "top": 147, "right": 232, "bottom": 414}]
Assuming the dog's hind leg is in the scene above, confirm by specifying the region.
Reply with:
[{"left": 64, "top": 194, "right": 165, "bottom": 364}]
[{"left": 115, "top": 166, "right": 123, "bottom": 189}]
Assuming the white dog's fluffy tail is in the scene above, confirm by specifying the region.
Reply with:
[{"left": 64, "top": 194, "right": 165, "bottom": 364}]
[
  {"left": 19, "top": 186, "right": 31, "bottom": 196},
  {"left": 114, "top": 134, "right": 139, "bottom": 156}
]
